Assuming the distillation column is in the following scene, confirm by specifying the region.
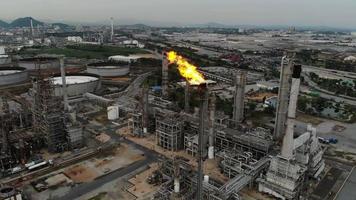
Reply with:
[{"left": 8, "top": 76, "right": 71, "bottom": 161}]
[
  {"left": 161, "top": 52, "right": 169, "bottom": 98},
  {"left": 142, "top": 86, "right": 149, "bottom": 135},
  {"left": 208, "top": 93, "right": 216, "bottom": 159}
]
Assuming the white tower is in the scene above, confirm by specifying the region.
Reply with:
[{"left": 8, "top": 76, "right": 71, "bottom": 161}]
[{"left": 110, "top": 17, "right": 114, "bottom": 42}]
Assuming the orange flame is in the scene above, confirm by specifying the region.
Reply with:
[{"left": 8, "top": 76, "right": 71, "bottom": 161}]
[{"left": 166, "top": 51, "right": 205, "bottom": 85}]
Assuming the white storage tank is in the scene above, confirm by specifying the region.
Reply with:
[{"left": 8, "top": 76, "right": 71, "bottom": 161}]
[
  {"left": 18, "top": 57, "right": 60, "bottom": 71},
  {"left": 0, "top": 67, "right": 28, "bottom": 86},
  {"left": 87, "top": 61, "right": 130, "bottom": 77},
  {"left": 0, "top": 55, "right": 11, "bottom": 65},
  {"left": 50, "top": 73, "right": 101, "bottom": 97},
  {"left": 107, "top": 105, "right": 119, "bottom": 120}
]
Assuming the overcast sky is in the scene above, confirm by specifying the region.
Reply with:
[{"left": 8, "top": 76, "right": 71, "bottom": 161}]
[{"left": 1, "top": 0, "right": 356, "bottom": 28}]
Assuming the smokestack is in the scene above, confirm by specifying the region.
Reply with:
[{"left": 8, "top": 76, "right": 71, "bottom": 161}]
[
  {"left": 208, "top": 93, "right": 216, "bottom": 159},
  {"left": 184, "top": 81, "right": 190, "bottom": 113},
  {"left": 281, "top": 64, "right": 302, "bottom": 159},
  {"left": 161, "top": 52, "right": 169, "bottom": 98},
  {"left": 110, "top": 17, "right": 114, "bottom": 42},
  {"left": 197, "top": 83, "right": 208, "bottom": 200},
  {"left": 274, "top": 55, "right": 294, "bottom": 140},
  {"left": 232, "top": 71, "right": 246, "bottom": 123},
  {"left": 59, "top": 57, "right": 69, "bottom": 111}
]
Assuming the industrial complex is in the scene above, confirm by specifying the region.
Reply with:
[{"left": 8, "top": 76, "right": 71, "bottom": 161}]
[{"left": 0, "top": 14, "right": 355, "bottom": 200}]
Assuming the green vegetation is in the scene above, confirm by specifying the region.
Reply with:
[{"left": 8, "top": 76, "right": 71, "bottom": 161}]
[
  {"left": 297, "top": 50, "right": 356, "bottom": 73},
  {"left": 309, "top": 72, "right": 356, "bottom": 97},
  {"left": 19, "top": 44, "right": 148, "bottom": 59},
  {"left": 297, "top": 95, "right": 356, "bottom": 122}
]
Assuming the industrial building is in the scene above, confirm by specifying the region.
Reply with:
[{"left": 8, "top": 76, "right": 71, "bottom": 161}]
[
  {"left": 119, "top": 51, "right": 326, "bottom": 200},
  {"left": 0, "top": 29, "right": 331, "bottom": 200}
]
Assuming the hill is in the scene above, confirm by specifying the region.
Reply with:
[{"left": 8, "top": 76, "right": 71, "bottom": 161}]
[
  {"left": 52, "top": 23, "right": 73, "bottom": 30},
  {"left": 10, "top": 17, "right": 44, "bottom": 27},
  {"left": 0, "top": 20, "right": 9, "bottom": 28}
]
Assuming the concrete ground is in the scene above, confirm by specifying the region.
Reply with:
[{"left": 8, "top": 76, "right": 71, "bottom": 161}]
[
  {"left": 294, "top": 114, "right": 356, "bottom": 155},
  {"left": 310, "top": 159, "right": 354, "bottom": 200},
  {"left": 336, "top": 167, "right": 356, "bottom": 200},
  {"left": 24, "top": 143, "right": 145, "bottom": 200}
]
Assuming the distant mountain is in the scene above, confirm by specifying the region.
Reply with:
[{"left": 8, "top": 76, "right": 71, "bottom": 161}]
[
  {"left": 0, "top": 20, "right": 9, "bottom": 28},
  {"left": 10, "top": 17, "right": 44, "bottom": 27},
  {"left": 190, "top": 22, "right": 235, "bottom": 28},
  {"left": 52, "top": 23, "right": 72, "bottom": 29},
  {"left": 0, "top": 17, "right": 73, "bottom": 30}
]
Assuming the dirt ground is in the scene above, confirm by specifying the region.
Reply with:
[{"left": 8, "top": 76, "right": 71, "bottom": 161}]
[
  {"left": 127, "top": 163, "right": 161, "bottom": 199},
  {"left": 297, "top": 112, "right": 324, "bottom": 125},
  {"left": 26, "top": 143, "right": 146, "bottom": 200},
  {"left": 64, "top": 143, "right": 145, "bottom": 183},
  {"left": 95, "top": 132, "right": 111, "bottom": 143},
  {"left": 64, "top": 165, "right": 97, "bottom": 183},
  {"left": 247, "top": 92, "right": 276, "bottom": 102}
]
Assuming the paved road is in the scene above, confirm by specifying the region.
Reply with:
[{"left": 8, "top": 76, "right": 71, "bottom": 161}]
[
  {"left": 302, "top": 73, "right": 356, "bottom": 106},
  {"left": 55, "top": 139, "right": 159, "bottom": 200}
]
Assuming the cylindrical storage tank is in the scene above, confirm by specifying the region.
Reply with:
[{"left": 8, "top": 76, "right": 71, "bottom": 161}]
[
  {"left": 0, "top": 67, "right": 29, "bottom": 86},
  {"left": 174, "top": 178, "right": 180, "bottom": 193},
  {"left": 18, "top": 57, "right": 60, "bottom": 71},
  {"left": 204, "top": 175, "right": 209, "bottom": 183},
  {"left": 208, "top": 146, "right": 214, "bottom": 159},
  {"left": 50, "top": 73, "right": 101, "bottom": 97},
  {"left": 107, "top": 105, "right": 119, "bottom": 120},
  {"left": 0, "top": 186, "right": 16, "bottom": 198},
  {"left": 87, "top": 61, "right": 130, "bottom": 77},
  {"left": 0, "top": 55, "right": 11, "bottom": 65}
]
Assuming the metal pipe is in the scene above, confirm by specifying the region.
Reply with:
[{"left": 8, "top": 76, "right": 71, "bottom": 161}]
[{"left": 185, "top": 81, "right": 190, "bottom": 113}]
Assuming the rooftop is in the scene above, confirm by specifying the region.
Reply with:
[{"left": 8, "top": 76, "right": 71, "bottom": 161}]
[
  {"left": 51, "top": 76, "right": 98, "bottom": 85},
  {"left": 0, "top": 70, "right": 22, "bottom": 75}
]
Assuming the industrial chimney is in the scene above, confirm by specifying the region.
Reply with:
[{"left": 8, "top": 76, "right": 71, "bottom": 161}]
[
  {"left": 232, "top": 71, "right": 246, "bottom": 123},
  {"left": 281, "top": 64, "right": 302, "bottom": 159},
  {"left": 274, "top": 54, "right": 294, "bottom": 140}
]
